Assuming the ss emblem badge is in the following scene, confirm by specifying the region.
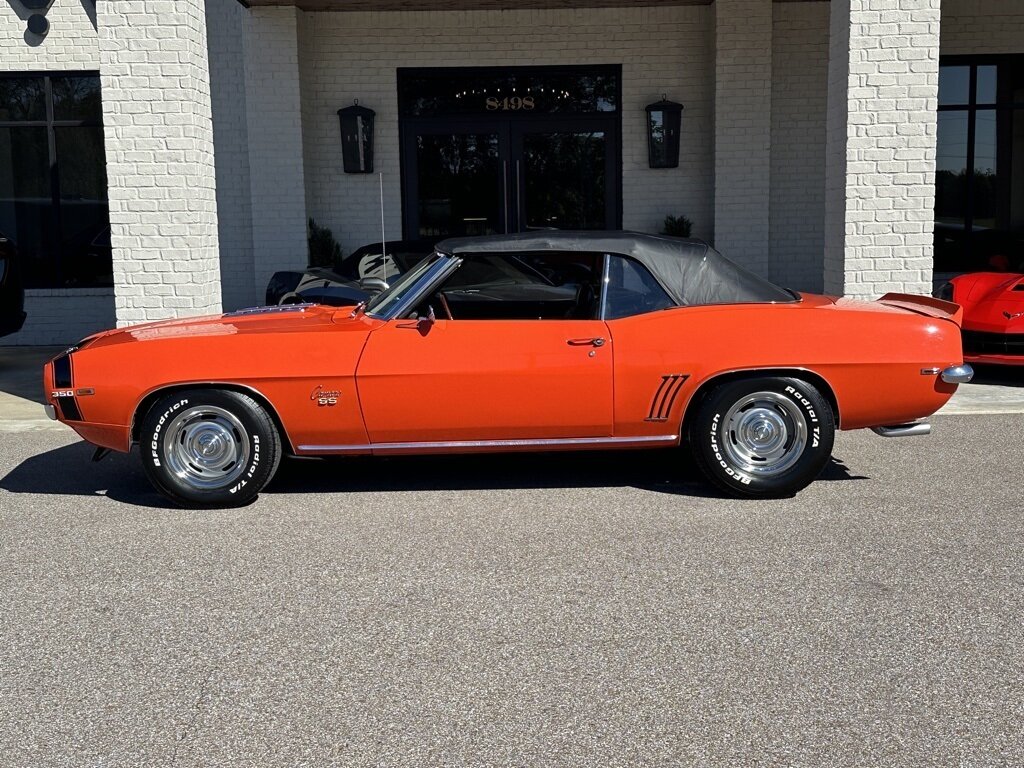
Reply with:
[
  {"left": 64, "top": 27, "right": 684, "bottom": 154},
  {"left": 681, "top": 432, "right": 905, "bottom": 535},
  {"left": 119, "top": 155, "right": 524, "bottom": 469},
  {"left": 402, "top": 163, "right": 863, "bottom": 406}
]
[{"left": 311, "top": 385, "right": 341, "bottom": 407}]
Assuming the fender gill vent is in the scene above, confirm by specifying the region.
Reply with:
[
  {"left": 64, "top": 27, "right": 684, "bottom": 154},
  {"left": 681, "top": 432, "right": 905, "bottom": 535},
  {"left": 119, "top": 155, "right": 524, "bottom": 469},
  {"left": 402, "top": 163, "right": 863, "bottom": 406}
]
[{"left": 646, "top": 374, "right": 689, "bottom": 422}]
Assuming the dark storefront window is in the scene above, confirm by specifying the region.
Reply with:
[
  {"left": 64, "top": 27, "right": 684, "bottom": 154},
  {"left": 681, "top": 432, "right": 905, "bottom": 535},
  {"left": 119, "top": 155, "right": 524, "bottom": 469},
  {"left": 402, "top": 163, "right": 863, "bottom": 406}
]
[
  {"left": 936, "top": 56, "right": 1024, "bottom": 274},
  {"left": 0, "top": 73, "right": 111, "bottom": 288},
  {"left": 398, "top": 66, "right": 622, "bottom": 239}
]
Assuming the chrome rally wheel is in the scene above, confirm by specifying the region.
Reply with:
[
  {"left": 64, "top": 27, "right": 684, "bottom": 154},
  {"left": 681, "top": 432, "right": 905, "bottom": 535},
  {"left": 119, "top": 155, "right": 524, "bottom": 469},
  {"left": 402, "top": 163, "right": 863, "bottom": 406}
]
[
  {"left": 140, "top": 389, "right": 282, "bottom": 508},
  {"left": 689, "top": 376, "right": 835, "bottom": 498},
  {"left": 162, "top": 405, "right": 250, "bottom": 491},
  {"left": 719, "top": 392, "right": 807, "bottom": 478}
]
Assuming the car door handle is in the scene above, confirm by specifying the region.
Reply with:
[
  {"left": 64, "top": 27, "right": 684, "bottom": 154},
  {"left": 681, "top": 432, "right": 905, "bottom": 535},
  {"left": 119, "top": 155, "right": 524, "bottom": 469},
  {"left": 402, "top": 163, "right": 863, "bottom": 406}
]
[{"left": 567, "top": 337, "right": 605, "bottom": 347}]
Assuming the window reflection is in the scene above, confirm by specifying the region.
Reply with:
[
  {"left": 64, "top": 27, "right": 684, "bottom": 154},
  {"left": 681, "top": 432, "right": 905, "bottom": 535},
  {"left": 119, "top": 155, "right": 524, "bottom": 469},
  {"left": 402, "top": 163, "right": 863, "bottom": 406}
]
[
  {"left": 938, "top": 66, "right": 970, "bottom": 106},
  {"left": 935, "top": 58, "right": 1024, "bottom": 274},
  {"left": 0, "top": 74, "right": 111, "bottom": 287}
]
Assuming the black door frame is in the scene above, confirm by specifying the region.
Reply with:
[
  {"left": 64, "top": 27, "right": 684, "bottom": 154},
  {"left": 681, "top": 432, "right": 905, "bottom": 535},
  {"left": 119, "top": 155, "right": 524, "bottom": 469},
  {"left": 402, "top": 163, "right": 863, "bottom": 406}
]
[{"left": 398, "top": 65, "right": 623, "bottom": 239}]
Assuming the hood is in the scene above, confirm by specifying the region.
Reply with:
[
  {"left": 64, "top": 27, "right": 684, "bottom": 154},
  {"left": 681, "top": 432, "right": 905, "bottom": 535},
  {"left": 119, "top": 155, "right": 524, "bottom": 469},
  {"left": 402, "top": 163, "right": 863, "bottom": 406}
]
[{"left": 81, "top": 304, "right": 353, "bottom": 350}]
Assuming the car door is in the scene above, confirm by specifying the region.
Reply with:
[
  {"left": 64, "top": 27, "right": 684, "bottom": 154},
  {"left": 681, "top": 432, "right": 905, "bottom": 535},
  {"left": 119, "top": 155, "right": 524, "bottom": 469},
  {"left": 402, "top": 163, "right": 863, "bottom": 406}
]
[{"left": 355, "top": 252, "right": 612, "bottom": 445}]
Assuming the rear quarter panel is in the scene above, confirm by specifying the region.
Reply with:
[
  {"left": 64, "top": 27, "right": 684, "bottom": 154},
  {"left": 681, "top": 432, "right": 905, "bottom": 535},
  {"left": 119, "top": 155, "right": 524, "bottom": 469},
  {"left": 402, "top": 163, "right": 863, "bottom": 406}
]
[{"left": 608, "top": 297, "right": 963, "bottom": 434}]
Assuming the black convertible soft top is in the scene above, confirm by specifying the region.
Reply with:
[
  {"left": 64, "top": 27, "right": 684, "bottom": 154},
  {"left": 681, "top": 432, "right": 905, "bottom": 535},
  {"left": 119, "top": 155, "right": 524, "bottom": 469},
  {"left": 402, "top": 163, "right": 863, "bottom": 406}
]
[{"left": 435, "top": 231, "right": 796, "bottom": 307}]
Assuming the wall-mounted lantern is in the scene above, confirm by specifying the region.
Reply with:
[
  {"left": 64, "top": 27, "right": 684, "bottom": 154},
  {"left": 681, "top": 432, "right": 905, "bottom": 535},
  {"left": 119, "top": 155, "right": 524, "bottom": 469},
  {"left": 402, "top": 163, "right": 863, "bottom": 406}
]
[
  {"left": 337, "top": 100, "right": 375, "bottom": 174},
  {"left": 22, "top": 0, "right": 54, "bottom": 38},
  {"left": 645, "top": 96, "right": 683, "bottom": 169}
]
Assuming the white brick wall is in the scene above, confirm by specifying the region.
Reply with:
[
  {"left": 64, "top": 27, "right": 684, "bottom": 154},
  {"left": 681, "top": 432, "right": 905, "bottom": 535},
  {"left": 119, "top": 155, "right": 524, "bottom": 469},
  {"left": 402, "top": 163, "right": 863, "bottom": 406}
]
[
  {"left": 824, "top": 0, "right": 941, "bottom": 299},
  {"left": 941, "top": 0, "right": 1024, "bottom": 55},
  {"left": 0, "top": 290, "right": 115, "bottom": 347},
  {"left": 98, "top": 0, "right": 222, "bottom": 326},
  {"left": 243, "top": 7, "right": 310, "bottom": 302},
  {"left": 714, "top": 0, "right": 772, "bottom": 272},
  {"left": 0, "top": 0, "right": 99, "bottom": 71},
  {"left": 296, "top": 6, "right": 714, "bottom": 256},
  {"left": 769, "top": 2, "right": 829, "bottom": 293},
  {"left": 206, "top": 0, "right": 255, "bottom": 311}
]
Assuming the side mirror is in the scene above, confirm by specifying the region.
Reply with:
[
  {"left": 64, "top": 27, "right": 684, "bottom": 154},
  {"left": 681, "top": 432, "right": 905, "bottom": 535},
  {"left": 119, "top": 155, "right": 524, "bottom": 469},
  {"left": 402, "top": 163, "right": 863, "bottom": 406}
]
[
  {"left": 359, "top": 277, "right": 389, "bottom": 295},
  {"left": 417, "top": 305, "right": 436, "bottom": 332}
]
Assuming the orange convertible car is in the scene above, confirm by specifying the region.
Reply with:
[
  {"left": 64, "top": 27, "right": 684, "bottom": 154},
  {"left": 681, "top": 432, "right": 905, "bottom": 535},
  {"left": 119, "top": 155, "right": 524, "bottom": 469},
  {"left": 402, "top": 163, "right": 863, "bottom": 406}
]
[{"left": 44, "top": 232, "right": 973, "bottom": 508}]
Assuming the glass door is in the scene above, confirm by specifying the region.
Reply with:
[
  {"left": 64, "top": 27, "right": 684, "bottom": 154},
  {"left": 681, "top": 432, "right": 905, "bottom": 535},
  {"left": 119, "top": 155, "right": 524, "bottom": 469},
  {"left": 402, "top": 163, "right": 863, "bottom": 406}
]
[
  {"left": 402, "top": 120, "right": 509, "bottom": 239},
  {"left": 511, "top": 118, "right": 618, "bottom": 232}
]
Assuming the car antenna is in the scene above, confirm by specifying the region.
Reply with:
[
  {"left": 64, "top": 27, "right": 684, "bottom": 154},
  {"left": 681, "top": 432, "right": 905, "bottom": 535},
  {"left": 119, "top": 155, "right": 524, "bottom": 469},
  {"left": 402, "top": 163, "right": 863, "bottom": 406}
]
[{"left": 379, "top": 171, "right": 387, "bottom": 281}]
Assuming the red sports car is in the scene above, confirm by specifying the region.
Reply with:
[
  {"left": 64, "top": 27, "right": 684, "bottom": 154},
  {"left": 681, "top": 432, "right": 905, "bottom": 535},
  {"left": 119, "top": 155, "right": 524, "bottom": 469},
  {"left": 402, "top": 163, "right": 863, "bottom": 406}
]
[{"left": 939, "top": 272, "right": 1024, "bottom": 366}]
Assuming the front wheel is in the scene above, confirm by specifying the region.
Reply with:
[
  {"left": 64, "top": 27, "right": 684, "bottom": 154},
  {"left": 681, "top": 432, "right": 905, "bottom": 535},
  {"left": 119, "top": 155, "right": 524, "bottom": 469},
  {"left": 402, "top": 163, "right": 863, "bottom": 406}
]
[
  {"left": 689, "top": 377, "right": 835, "bottom": 498},
  {"left": 140, "top": 389, "right": 282, "bottom": 508}
]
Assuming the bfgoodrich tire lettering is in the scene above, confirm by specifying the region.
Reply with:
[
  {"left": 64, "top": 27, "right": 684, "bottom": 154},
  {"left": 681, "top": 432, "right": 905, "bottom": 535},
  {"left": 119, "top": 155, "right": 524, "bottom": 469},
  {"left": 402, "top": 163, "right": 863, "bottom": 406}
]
[
  {"left": 689, "top": 376, "right": 835, "bottom": 498},
  {"left": 140, "top": 389, "right": 282, "bottom": 508}
]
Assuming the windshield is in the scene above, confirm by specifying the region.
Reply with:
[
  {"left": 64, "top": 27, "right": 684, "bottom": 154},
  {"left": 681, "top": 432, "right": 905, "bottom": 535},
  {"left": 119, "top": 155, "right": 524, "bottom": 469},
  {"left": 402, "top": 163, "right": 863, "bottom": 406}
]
[{"left": 365, "top": 253, "right": 443, "bottom": 318}]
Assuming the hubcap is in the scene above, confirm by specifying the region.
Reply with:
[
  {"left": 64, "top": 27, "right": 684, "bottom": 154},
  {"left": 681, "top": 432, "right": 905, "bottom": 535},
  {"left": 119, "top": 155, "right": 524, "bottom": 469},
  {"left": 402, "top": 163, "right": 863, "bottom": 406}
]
[
  {"left": 720, "top": 391, "right": 807, "bottom": 477},
  {"left": 162, "top": 405, "right": 249, "bottom": 490}
]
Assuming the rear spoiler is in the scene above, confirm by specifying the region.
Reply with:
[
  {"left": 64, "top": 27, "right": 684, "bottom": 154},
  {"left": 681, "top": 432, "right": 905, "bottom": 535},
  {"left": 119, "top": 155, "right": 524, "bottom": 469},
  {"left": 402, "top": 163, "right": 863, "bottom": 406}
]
[{"left": 878, "top": 293, "right": 963, "bottom": 327}]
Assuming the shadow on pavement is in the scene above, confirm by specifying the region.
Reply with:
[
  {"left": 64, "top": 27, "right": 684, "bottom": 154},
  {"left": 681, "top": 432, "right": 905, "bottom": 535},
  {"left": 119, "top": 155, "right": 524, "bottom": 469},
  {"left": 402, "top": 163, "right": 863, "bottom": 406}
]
[
  {"left": 1, "top": 439, "right": 867, "bottom": 508},
  {"left": 0, "top": 346, "right": 63, "bottom": 405},
  {"left": 967, "top": 364, "right": 1024, "bottom": 389}
]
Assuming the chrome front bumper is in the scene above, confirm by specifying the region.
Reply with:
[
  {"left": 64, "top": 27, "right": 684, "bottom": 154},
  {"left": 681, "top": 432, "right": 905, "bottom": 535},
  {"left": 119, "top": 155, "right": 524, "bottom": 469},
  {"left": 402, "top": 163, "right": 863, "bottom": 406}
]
[
  {"left": 941, "top": 364, "right": 974, "bottom": 384},
  {"left": 43, "top": 404, "right": 57, "bottom": 421}
]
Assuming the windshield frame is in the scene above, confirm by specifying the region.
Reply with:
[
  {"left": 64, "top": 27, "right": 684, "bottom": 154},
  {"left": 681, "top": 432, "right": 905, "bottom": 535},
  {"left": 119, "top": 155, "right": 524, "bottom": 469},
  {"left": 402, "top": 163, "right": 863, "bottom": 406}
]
[{"left": 365, "top": 252, "right": 461, "bottom": 320}]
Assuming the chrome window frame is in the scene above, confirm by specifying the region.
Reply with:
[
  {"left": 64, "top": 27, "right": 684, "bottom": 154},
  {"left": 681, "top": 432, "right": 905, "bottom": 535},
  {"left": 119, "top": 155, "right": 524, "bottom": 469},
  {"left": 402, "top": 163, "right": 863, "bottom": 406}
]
[
  {"left": 379, "top": 252, "right": 463, "bottom": 321},
  {"left": 599, "top": 252, "right": 611, "bottom": 321}
]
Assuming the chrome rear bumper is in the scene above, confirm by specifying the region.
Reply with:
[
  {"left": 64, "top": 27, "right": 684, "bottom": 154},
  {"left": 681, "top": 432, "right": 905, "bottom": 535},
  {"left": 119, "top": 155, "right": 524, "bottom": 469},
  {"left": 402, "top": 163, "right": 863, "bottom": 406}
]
[
  {"left": 872, "top": 422, "right": 932, "bottom": 438},
  {"left": 43, "top": 404, "right": 57, "bottom": 421},
  {"left": 941, "top": 364, "right": 974, "bottom": 384}
]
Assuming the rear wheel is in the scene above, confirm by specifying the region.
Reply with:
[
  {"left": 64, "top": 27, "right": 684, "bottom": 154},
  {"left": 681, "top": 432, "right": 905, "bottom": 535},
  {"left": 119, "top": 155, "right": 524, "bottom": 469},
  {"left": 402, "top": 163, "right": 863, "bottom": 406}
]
[
  {"left": 140, "top": 389, "right": 282, "bottom": 508},
  {"left": 689, "top": 376, "right": 835, "bottom": 498}
]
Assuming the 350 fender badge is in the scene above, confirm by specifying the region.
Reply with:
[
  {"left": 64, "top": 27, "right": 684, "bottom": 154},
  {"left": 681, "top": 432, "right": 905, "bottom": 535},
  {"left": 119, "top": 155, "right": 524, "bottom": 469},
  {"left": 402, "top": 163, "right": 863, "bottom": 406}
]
[{"left": 311, "top": 385, "right": 341, "bottom": 407}]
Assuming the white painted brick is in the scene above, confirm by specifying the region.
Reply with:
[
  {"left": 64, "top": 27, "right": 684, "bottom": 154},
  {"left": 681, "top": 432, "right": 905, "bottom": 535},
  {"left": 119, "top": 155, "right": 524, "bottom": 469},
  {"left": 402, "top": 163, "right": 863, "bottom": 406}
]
[
  {"left": 0, "top": 0, "right": 99, "bottom": 71},
  {"left": 98, "top": 0, "right": 222, "bottom": 325},
  {"left": 295, "top": 6, "right": 714, "bottom": 255},
  {"left": 769, "top": 2, "right": 829, "bottom": 293},
  {"left": 824, "top": 0, "right": 941, "bottom": 299},
  {"left": 0, "top": 291, "right": 114, "bottom": 347}
]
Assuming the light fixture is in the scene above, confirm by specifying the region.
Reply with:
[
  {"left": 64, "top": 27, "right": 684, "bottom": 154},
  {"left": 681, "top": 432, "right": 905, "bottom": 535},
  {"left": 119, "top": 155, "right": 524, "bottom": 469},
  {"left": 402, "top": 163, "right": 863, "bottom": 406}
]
[
  {"left": 337, "top": 100, "right": 375, "bottom": 174},
  {"left": 645, "top": 96, "right": 683, "bottom": 169}
]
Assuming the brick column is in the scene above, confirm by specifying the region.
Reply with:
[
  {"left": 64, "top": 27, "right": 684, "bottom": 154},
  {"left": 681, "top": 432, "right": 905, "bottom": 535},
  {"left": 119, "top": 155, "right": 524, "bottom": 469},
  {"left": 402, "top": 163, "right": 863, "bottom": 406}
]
[
  {"left": 98, "top": 0, "right": 222, "bottom": 327},
  {"left": 714, "top": 0, "right": 772, "bottom": 272},
  {"left": 823, "top": 0, "right": 941, "bottom": 298},
  {"left": 244, "top": 7, "right": 309, "bottom": 301}
]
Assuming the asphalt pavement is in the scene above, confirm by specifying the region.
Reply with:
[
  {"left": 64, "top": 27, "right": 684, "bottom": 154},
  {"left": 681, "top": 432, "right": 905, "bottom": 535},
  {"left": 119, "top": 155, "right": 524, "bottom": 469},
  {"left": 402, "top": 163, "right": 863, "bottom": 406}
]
[{"left": 1, "top": 415, "right": 1022, "bottom": 767}]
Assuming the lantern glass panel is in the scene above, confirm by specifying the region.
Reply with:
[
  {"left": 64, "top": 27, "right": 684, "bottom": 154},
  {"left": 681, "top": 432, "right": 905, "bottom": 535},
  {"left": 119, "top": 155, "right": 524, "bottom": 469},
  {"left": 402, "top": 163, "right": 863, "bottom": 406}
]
[{"left": 339, "top": 107, "right": 375, "bottom": 174}]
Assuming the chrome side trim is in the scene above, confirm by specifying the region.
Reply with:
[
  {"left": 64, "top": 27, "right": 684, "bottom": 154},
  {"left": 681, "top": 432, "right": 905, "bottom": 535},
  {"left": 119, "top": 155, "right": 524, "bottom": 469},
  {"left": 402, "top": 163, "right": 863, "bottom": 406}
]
[
  {"left": 871, "top": 422, "right": 931, "bottom": 438},
  {"left": 297, "top": 434, "right": 679, "bottom": 453},
  {"left": 920, "top": 367, "right": 941, "bottom": 376},
  {"left": 43, "top": 404, "right": 57, "bottom": 421},
  {"left": 940, "top": 364, "right": 974, "bottom": 384}
]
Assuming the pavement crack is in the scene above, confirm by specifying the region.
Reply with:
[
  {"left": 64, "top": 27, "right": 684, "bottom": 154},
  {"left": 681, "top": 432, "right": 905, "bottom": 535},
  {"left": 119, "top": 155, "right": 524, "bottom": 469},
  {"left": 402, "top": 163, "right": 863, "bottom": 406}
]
[{"left": 170, "top": 666, "right": 215, "bottom": 766}]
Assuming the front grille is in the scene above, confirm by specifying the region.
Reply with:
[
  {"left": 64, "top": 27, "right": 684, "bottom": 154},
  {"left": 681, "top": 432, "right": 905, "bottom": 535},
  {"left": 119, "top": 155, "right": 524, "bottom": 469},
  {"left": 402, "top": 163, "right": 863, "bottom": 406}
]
[{"left": 962, "top": 330, "right": 1024, "bottom": 356}]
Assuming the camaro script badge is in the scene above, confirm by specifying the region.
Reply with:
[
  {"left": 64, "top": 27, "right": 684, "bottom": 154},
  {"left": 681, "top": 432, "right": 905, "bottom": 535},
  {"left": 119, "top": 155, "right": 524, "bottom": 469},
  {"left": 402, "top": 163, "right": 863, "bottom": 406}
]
[
  {"left": 1003, "top": 311, "right": 1024, "bottom": 320},
  {"left": 311, "top": 385, "right": 341, "bottom": 407}
]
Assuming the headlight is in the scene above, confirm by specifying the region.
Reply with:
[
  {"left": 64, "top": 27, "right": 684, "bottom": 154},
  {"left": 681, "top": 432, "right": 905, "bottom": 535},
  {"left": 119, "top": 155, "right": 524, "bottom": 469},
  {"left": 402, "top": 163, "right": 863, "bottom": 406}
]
[{"left": 935, "top": 282, "right": 954, "bottom": 302}]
